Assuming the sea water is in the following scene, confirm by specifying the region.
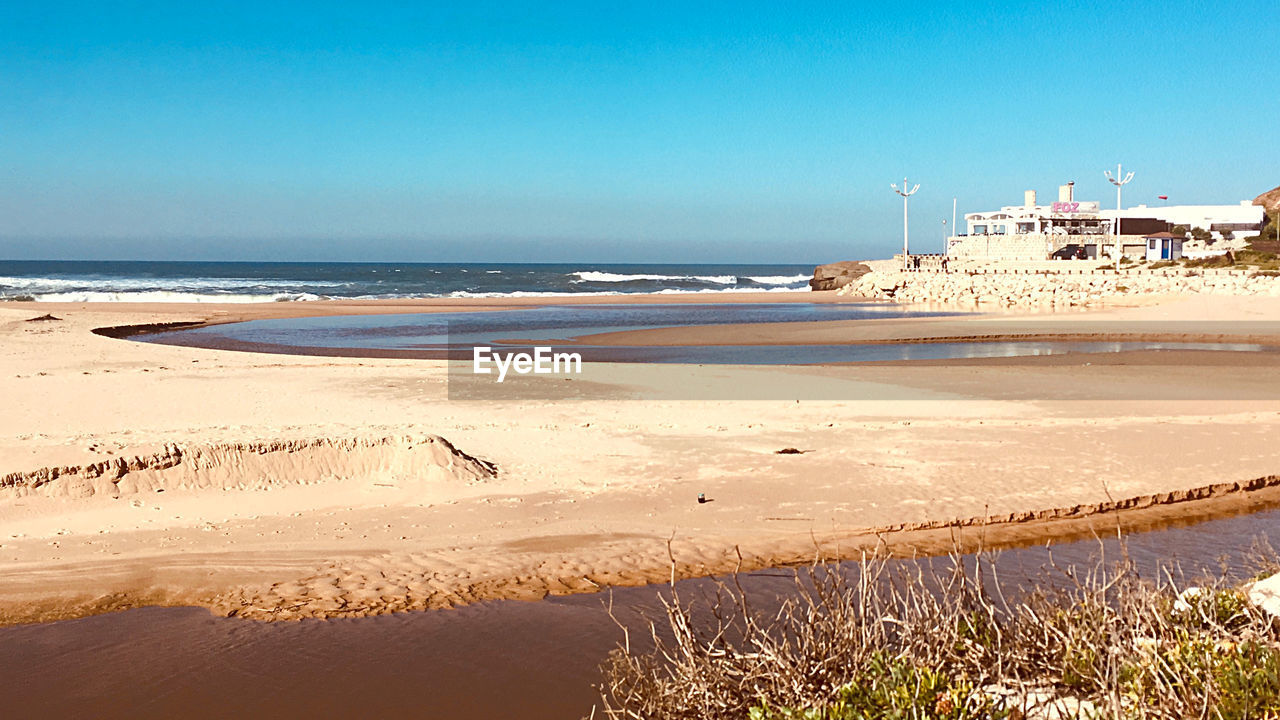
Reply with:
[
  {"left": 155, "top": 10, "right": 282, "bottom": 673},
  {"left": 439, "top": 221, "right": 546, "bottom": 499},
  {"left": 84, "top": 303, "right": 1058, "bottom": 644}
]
[{"left": 0, "top": 260, "right": 818, "bottom": 302}]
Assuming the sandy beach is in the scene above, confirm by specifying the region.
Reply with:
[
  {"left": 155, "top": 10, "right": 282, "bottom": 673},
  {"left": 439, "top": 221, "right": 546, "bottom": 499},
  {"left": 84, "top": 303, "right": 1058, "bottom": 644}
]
[{"left": 5, "top": 292, "right": 1280, "bottom": 624}]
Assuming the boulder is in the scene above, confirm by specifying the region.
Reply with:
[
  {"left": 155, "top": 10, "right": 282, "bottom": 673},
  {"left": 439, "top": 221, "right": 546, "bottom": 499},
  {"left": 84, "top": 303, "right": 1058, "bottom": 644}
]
[
  {"left": 1247, "top": 571, "right": 1280, "bottom": 618},
  {"left": 809, "top": 261, "right": 871, "bottom": 291}
]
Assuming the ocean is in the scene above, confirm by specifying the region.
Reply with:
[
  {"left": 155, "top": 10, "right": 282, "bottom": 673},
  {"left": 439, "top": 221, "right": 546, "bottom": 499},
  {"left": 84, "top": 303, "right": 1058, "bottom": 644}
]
[{"left": 0, "top": 260, "right": 816, "bottom": 302}]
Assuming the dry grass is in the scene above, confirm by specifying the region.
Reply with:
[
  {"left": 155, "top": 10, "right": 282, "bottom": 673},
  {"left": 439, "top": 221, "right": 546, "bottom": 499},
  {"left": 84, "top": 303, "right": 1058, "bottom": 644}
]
[{"left": 595, "top": 539, "right": 1280, "bottom": 719}]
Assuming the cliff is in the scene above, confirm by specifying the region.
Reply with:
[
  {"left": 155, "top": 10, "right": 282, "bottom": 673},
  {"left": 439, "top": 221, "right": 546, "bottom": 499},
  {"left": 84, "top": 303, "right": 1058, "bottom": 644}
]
[{"left": 1255, "top": 185, "right": 1280, "bottom": 217}]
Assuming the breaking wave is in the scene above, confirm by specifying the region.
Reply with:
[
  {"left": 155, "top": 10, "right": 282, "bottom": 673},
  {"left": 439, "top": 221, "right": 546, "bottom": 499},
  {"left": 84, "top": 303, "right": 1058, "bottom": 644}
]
[
  {"left": 570, "top": 271, "right": 738, "bottom": 284},
  {"left": 0, "top": 262, "right": 816, "bottom": 302},
  {"left": 15, "top": 291, "right": 326, "bottom": 303},
  {"left": 743, "top": 274, "right": 810, "bottom": 285}
]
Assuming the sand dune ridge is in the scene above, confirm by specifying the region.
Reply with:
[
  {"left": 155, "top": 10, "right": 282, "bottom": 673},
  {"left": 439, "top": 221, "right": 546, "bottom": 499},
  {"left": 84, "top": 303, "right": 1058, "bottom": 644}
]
[{"left": 0, "top": 435, "right": 498, "bottom": 499}]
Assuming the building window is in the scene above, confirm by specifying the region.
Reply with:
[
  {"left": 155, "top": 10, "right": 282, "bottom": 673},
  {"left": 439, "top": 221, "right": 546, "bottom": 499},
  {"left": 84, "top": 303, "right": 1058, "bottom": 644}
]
[{"left": 974, "top": 225, "right": 987, "bottom": 235}]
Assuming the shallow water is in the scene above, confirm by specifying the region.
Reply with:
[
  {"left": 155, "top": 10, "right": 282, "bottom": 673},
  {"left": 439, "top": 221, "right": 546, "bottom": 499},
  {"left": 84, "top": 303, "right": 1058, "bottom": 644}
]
[
  {"left": 135, "top": 303, "right": 1274, "bottom": 364},
  {"left": 5, "top": 506, "right": 1280, "bottom": 719},
  {"left": 136, "top": 302, "right": 960, "bottom": 355}
]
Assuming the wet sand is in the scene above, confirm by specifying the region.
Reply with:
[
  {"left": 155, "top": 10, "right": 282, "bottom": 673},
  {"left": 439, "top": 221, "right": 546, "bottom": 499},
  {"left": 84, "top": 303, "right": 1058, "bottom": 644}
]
[{"left": 5, "top": 292, "right": 1280, "bottom": 624}]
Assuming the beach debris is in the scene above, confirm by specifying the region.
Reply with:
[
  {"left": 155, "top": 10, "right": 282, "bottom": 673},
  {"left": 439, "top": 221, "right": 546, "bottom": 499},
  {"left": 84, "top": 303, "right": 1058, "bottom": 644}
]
[
  {"left": 1248, "top": 571, "right": 1280, "bottom": 618},
  {"left": 1172, "top": 586, "right": 1204, "bottom": 614},
  {"left": 775, "top": 447, "right": 808, "bottom": 455},
  {"left": 980, "top": 684, "right": 1100, "bottom": 719},
  {"left": 25, "top": 314, "right": 61, "bottom": 322},
  {"left": 697, "top": 493, "right": 707, "bottom": 504}
]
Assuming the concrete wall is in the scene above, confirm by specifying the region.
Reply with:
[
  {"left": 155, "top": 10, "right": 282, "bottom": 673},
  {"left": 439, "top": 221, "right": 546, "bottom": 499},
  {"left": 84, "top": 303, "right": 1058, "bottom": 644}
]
[
  {"left": 948, "top": 233, "right": 1158, "bottom": 261},
  {"left": 904, "top": 265, "right": 1255, "bottom": 277},
  {"left": 840, "top": 265, "right": 1280, "bottom": 307},
  {"left": 947, "top": 233, "right": 1059, "bottom": 260}
]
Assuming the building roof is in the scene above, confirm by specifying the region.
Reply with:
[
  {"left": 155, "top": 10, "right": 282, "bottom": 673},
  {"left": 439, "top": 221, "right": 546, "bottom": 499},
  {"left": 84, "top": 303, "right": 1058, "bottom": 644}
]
[{"left": 1144, "top": 231, "right": 1179, "bottom": 238}]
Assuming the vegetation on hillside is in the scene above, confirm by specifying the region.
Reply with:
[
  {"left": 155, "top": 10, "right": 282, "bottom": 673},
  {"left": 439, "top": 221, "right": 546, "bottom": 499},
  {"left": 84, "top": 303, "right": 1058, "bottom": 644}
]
[
  {"left": 1173, "top": 248, "right": 1280, "bottom": 271},
  {"left": 1251, "top": 214, "right": 1280, "bottom": 255}
]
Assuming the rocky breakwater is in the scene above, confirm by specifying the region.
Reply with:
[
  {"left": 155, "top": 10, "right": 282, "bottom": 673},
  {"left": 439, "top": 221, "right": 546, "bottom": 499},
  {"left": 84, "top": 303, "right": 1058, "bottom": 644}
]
[{"left": 838, "top": 268, "right": 1280, "bottom": 307}]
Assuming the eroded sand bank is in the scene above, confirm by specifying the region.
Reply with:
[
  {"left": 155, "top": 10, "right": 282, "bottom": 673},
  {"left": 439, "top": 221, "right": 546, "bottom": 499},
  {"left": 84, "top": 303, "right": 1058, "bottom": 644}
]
[{"left": 5, "top": 293, "right": 1280, "bottom": 624}]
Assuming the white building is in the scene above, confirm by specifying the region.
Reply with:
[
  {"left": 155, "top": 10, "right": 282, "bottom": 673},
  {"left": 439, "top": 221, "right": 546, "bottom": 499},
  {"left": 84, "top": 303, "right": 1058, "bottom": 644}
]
[
  {"left": 1143, "top": 232, "right": 1183, "bottom": 261},
  {"left": 962, "top": 183, "right": 1109, "bottom": 238},
  {"left": 949, "top": 183, "right": 1112, "bottom": 260},
  {"left": 1101, "top": 202, "right": 1264, "bottom": 242},
  {"left": 948, "top": 183, "right": 1266, "bottom": 261}
]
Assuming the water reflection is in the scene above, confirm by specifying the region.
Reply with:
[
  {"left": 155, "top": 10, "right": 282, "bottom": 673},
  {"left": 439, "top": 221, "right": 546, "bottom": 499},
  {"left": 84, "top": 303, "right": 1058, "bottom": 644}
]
[{"left": 135, "top": 303, "right": 1276, "bottom": 365}]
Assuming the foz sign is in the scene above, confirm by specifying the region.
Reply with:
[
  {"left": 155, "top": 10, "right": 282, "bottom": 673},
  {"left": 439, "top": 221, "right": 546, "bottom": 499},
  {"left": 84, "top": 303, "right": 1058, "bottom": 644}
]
[{"left": 1051, "top": 201, "right": 1080, "bottom": 213}]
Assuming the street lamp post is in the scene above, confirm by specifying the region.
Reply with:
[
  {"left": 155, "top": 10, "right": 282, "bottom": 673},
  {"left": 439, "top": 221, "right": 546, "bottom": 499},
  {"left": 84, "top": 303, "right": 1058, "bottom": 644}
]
[
  {"left": 1105, "top": 163, "right": 1134, "bottom": 270},
  {"left": 952, "top": 197, "right": 957, "bottom": 250},
  {"left": 892, "top": 178, "right": 920, "bottom": 270}
]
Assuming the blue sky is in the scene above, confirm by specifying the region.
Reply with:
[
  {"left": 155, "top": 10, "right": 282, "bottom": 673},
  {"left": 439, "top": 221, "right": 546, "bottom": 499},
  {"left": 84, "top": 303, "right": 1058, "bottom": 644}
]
[{"left": 2, "top": 1, "right": 1277, "bottom": 263}]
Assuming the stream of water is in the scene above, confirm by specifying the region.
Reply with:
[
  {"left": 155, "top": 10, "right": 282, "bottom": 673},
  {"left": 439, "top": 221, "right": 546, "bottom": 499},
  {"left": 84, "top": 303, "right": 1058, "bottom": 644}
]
[{"left": 4, "top": 506, "right": 1280, "bottom": 719}]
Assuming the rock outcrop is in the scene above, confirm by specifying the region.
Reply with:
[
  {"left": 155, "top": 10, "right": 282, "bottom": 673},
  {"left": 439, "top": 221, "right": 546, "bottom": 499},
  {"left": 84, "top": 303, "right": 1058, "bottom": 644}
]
[
  {"left": 1255, "top": 185, "right": 1280, "bottom": 218},
  {"left": 809, "top": 261, "right": 871, "bottom": 291}
]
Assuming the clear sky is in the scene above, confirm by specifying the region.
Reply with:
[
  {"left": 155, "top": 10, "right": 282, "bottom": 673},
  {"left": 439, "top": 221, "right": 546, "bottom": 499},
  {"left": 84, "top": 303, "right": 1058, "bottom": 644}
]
[{"left": 2, "top": 1, "right": 1277, "bottom": 263}]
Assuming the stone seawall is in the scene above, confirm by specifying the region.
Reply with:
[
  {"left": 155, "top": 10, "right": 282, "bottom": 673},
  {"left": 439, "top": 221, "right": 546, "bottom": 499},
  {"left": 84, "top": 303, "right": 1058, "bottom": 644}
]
[{"left": 838, "top": 267, "right": 1280, "bottom": 307}]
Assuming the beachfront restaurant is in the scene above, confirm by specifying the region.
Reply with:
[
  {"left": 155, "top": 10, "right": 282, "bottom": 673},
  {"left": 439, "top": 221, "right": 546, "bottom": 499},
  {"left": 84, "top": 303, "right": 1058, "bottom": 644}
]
[
  {"left": 948, "top": 184, "right": 1112, "bottom": 260},
  {"left": 947, "top": 183, "right": 1193, "bottom": 261}
]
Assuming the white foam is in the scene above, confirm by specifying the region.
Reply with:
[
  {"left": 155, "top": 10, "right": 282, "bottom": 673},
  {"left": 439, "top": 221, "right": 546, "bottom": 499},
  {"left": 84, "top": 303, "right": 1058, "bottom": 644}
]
[
  {"left": 570, "top": 271, "right": 738, "bottom": 284},
  {"left": 744, "top": 274, "right": 810, "bottom": 285},
  {"left": 652, "top": 286, "right": 806, "bottom": 295},
  {"left": 21, "top": 291, "right": 325, "bottom": 303},
  {"left": 0, "top": 275, "right": 346, "bottom": 292},
  {"left": 442, "top": 286, "right": 805, "bottom": 299}
]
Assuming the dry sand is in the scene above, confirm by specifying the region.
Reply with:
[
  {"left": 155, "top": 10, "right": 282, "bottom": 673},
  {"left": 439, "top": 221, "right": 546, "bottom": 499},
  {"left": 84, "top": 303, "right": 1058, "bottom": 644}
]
[{"left": 4, "top": 293, "right": 1280, "bottom": 624}]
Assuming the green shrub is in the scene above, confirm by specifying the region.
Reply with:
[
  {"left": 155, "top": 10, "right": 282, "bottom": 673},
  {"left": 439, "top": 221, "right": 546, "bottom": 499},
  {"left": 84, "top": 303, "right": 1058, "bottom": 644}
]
[
  {"left": 749, "top": 655, "right": 1008, "bottom": 720},
  {"left": 1121, "top": 636, "right": 1280, "bottom": 718},
  {"left": 1234, "top": 249, "right": 1278, "bottom": 266},
  {"left": 598, "top": 544, "right": 1280, "bottom": 720},
  {"left": 1185, "top": 254, "right": 1234, "bottom": 268}
]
